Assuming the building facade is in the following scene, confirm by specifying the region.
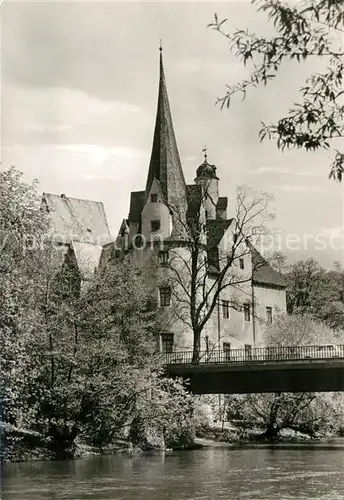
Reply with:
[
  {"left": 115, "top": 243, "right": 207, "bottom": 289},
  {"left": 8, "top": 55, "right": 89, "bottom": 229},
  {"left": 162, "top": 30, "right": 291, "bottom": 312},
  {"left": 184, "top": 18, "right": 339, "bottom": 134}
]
[{"left": 105, "top": 50, "right": 287, "bottom": 354}]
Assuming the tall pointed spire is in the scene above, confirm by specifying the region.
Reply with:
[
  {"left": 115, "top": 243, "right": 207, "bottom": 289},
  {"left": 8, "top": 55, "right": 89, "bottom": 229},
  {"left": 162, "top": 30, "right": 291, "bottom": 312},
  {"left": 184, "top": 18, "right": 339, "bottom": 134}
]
[{"left": 145, "top": 45, "right": 187, "bottom": 223}]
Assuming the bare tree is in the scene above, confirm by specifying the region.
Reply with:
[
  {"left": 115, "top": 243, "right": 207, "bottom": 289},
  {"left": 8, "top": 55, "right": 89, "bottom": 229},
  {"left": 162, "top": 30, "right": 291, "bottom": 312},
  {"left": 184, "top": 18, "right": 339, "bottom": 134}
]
[{"left": 160, "top": 184, "right": 274, "bottom": 362}]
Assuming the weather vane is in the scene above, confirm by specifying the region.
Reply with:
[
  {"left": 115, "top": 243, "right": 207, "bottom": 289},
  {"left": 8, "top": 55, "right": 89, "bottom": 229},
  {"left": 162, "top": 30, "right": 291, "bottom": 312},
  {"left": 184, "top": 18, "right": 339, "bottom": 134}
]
[
  {"left": 159, "top": 39, "right": 163, "bottom": 52},
  {"left": 202, "top": 145, "right": 208, "bottom": 162}
]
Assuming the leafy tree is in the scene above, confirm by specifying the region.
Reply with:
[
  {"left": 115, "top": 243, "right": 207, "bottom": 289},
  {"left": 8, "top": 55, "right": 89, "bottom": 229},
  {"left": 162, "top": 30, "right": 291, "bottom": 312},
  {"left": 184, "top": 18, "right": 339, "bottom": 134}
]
[
  {"left": 285, "top": 258, "right": 334, "bottom": 314},
  {"left": 284, "top": 257, "right": 344, "bottom": 328},
  {"left": 226, "top": 315, "right": 344, "bottom": 440},
  {"left": 0, "top": 167, "right": 48, "bottom": 432},
  {"left": 0, "top": 167, "right": 204, "bottom": 459},
  {"left": 209, "top": 0, "right": 344, "bottom": 180}
]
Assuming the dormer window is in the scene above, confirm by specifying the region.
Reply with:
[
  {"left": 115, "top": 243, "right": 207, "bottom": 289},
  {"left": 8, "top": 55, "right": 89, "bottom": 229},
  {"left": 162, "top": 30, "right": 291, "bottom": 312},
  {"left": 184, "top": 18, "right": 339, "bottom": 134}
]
[
  {"left": 151, "top": 220, "right": 161, "bottom": 232},
  {"left": 151, "top": 193, "right": 158, "bottom": 202},
  {"left": 120, "top": 227, "right": 126, "bottom": 237}
]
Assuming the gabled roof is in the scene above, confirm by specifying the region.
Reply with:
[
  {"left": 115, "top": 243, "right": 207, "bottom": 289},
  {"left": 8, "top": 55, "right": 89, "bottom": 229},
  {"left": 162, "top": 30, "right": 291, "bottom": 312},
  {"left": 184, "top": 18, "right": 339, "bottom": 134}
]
[
  {"left": 249, "top": 243, "right": 286, "bottom": 289},
  {"left": 186, "top": 184, "right": 202, "bottom": 220},
  {"left": 206, "top": 219, "right": 233, "bottom": 271},
  {"left": 216, "top": 197, "right": 228, "bottom": 221},
  {"left": 216, "top": 197, "right": 228, "bottom": 212},
  {"left": 206, "top": 219, "right": 233, "bottom": 248},
  {"left": 205, "top": 221, "right": 286, "bottom": 288},
  {"left": 99, "top": 241, "right": 118, "bottom": 271},
  {"left": 145, "top": 50, "right": 187, "bottom": 216},
  {"left": 71, "top": 241, "right": 103, "bottom": 280},
  {"left": 43, "top": 193, "right": 111, "bottom": 244}
]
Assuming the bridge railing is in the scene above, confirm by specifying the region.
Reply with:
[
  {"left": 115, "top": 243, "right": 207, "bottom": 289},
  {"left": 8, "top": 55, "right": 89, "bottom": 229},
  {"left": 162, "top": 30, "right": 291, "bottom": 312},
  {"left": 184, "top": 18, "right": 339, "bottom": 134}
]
[{"left": 163, "top": 344, "right": 344, "bottom": 365}]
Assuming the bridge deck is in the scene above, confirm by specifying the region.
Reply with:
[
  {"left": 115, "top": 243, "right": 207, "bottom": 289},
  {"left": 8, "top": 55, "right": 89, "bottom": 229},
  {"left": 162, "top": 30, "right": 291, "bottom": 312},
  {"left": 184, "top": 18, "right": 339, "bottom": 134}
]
[{"left": 164, "top": 346, "right": 344, "bottom": 393}]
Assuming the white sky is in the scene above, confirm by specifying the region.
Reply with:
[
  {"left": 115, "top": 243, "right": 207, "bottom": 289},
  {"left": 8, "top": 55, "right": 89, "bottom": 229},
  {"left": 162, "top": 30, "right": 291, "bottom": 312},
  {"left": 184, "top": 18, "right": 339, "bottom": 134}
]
[{"left": 1, "top": 1, "right": 343, "bottom": 267}]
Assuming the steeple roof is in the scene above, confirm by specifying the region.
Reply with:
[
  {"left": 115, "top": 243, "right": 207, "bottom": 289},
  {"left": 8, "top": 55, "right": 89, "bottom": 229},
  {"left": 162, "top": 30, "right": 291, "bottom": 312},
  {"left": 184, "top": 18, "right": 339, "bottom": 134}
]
[{"left": 145, "top": 48, "right": 187, "bottom": 220}]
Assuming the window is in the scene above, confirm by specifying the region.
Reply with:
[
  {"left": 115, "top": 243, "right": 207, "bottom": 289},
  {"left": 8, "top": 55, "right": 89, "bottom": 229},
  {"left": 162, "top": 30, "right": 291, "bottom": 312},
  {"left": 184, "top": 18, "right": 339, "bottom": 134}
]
[
  {"left": 243, "top": 303, "right": 251, "bottom": 322},
  {"left": 245, "top": 344, "right": 252, "bottom": 360},
  {"left": 120, "top": 227, "right": 126, "bottom": 237},
  {"left": 159, "top": 287, "right": 171, "bottom": 307},
  {"left": 239, "top": 258, "right": 244, "bottom": 269},
  {"left": 266, "top": 306, "right": 273, "bottom": 324},
  {"left": 222, "top": 300, "right": 230, "bottom": 319},
  {"left": 205, "top": 210, "right": 208, "bottom": 219},
  {"left": 158, "top": 250, "right": 169, "bottom": 266},
  {"left": 205, "top": 335, "right": 209, "bottom": 354},
  {"left": 151, "top": 193, "right": 158, "bottom": 202},
  {"left": 161, "top": 333, "right": 174, "bottom": 354},
  {"left": 151, "top": 220, "right": 161, "bottom": 232},
  {"left": 223, "top": 342, "right": 231, "bottom": 361}
]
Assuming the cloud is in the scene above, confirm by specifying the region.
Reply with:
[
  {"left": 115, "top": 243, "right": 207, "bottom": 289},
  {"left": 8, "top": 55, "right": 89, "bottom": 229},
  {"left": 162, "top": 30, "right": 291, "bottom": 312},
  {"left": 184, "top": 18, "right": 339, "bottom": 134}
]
[
  {"left": 275, "top": 185, "right": 324, "bottom": 193},
  {"left": 295, "top": 171, "right": 314, "bottom": 177},
  {"left": 2, "top": 0, "right": 340, "bottom": 267},
  {"left": 53, "top": 144, "right": 148, "bottom": 162},
  {"left": 250, "top": 166, "right": 291, "bottom": 175},
  {"left": 3, "top": 84, "right": 144, "bottom": 150}
]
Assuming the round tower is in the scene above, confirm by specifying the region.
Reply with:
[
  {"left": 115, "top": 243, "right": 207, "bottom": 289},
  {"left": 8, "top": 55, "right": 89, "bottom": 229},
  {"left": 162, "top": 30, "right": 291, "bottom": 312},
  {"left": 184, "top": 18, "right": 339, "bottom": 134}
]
[{"left": 194, "top": 151, "right": 219, "bottom": 220}]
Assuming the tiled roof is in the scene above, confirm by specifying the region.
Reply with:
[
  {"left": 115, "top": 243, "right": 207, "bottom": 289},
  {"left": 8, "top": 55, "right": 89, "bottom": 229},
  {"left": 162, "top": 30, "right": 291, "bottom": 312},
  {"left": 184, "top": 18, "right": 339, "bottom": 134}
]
[
  {"left": 206, "top": 219, "right": 233, "bottom": 270},
  {"left": 204, "top": 221, "right": 286, "bottom": 288},
  {"left": 71, "top": 241, "right": 103, "bottom": 280},
  {"left": 217, "top": 197, "right": 228, "bottom": 211},
  {"left": 249, "top": 243, "right": 286, "bottom": 289},
  {"left": 145, "top": 51, "right": 187, "bottom": 232},
  {"left": 43, "top": 193, "right": 111, "bottom": 245},
  {"left": 99, "top": 241, "right": 117, "bottom": 270},
  {"left": 128, "top": 191, "right": 145, "bottom": 224}
]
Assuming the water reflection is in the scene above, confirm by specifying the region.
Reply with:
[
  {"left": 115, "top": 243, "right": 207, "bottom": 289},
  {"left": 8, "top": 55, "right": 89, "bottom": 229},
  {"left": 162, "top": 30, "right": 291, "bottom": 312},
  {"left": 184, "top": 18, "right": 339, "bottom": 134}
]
[{"left": 2, "top": 447, "right": 344, "bottom": 499}]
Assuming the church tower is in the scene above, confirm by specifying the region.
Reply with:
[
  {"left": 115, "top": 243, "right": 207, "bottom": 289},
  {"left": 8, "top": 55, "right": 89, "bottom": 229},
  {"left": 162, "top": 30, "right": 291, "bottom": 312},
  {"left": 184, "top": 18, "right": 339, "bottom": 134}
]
[{"left": 142, "top": 45, "right": 188, "bottom": 241}]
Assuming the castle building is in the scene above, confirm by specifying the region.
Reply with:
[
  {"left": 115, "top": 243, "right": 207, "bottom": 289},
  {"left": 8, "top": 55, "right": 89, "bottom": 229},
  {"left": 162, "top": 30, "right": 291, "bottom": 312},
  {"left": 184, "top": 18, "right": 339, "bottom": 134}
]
[
  {"left": 102, "top": 49, "right": 287, "bottom": 354},
  {"left": 44, "top": 49, "right": 286, "bottom": 354}
]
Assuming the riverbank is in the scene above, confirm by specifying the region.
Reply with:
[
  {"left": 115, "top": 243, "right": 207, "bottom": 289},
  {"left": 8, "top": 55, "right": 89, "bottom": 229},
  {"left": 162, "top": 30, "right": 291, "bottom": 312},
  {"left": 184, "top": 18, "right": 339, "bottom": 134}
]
[
  {"left": 3, "top": 422, "right": 344, "bottom": 463},
  {"left": 195, "top": 425, "right": 344, "bottom": 449},
  {"left": 195, "top": 436, "right": 344, "bottom": 450}
]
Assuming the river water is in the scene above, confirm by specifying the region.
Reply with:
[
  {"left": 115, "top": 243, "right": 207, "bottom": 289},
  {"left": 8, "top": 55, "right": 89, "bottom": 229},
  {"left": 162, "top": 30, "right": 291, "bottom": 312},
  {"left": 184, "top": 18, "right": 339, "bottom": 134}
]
[{"left": 2, "top": 446, "right": 344, "bottom": 499}]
